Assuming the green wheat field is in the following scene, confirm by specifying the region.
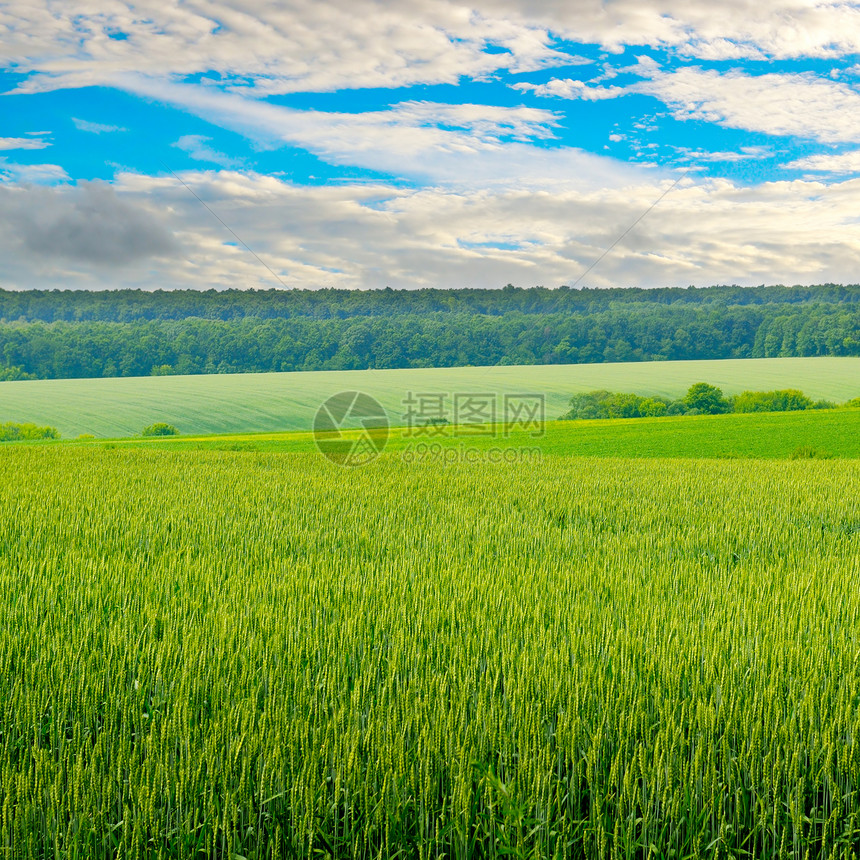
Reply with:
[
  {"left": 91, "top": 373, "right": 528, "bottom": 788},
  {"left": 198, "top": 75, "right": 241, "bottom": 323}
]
[
  {"left": 2, "top": 355, "right": 860, "bottom": 857},
  {"left": 2, "top": 356, "right": 859, "bottom": 438},
  {"left": 1, "top": 446, "right": 859, "bottom": 858},
  {"left": 97, "top": 409, "right": 860, "bottom": 460}
]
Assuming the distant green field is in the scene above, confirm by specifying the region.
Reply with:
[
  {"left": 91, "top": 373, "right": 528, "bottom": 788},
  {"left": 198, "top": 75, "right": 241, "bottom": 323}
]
[
  {"left": 82, "top": 408, "right": 860, "bottom": 460},
  {"left": 1, "top": 356, "right": 859, "bottom": 438}
]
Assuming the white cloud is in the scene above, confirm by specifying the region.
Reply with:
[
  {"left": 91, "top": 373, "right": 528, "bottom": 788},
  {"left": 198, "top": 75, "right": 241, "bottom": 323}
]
[
  {"left": 119, "top": 76, "right": 646, "bottom": 190},
  {"left": 521, "top": 65, "right": 860, "bottom": 144},
  {"left": 0, "top": 0, "right": 567, "bottom": 96},
  {"left": 3, "top": 2, "right": 860, "bottom": 292},
  {"left": 173, "top": 135, "right": 241, "bottom": 168},
  {"left": 513, "top": 78, "right": 628, "bottom": 99},
  {"left": 645, "top": 67, "right": 860, "bottom": 143},
  {"left": 72, "top": 117, "right": 127, "bottom": 133},
  {"left": 126, "top": 74, "right": 561, "bottom": 148},
  {"left": 784, "top": 150, "right": 860, "bottom": 172},
  {"left": 679, "top": 38, "right": 766, "bottom": 61},
  {"left": 3, "top": 168, "right": 860, "bottom": 290},
  {"left": 382, "top": 101, "right": 560, "bottom": 142},
  {"left": 0, "top": 136, "right": 51, "bottom": 150},
  {"left": 672, "top": 145, "right": 772, "bottom": 163},
  {"left": 0, "top": 159, "right": 69, "bottom": 183},
  {"left": 3, "top": 1, "right": 860, "bottom": 101},
  {"left": 483, "top": 0, "right": 860, "bottom": 60}
]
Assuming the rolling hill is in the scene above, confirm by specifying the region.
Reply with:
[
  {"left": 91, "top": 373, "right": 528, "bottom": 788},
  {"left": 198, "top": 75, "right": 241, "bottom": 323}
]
[{"left": 1, "top": 356, "right": 858, "bottom": 439}]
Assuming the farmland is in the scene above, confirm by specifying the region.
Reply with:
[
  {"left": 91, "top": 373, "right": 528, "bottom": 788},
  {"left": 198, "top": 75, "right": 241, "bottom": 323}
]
[
  {"left": 70, "top": 408, "right": 860, "bottom": 460},
  {"left": 1, "top": 356, "right": 858, "bottom": 439},
  {"left": 1, "top": 447, "right": 859, "bottom": 858}
]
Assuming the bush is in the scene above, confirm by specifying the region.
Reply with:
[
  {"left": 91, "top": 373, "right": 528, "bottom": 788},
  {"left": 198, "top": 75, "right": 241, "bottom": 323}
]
[
  {"left": 733, "top": 389, "right": 813, "bottom": 413},
  {"left": 561, "top": 383, "right": 834, "bottom": 421},
  {"left": 0, "top": 365, "right": 36, "bottom": 382},
  {"left": 0, "top": 422, "right": 60, "bottom": 441},
  {"left": 142, "top": 423, "right": 180, "bottom": 437},
  {"left": 603, "top": 392, "right": 643, "bottom": 419},
  {"left": 684, "top": 382, "right": 730, "bottom": 415},
  {"left": 559, "top": 390, "right": 613, "bottom": 420},
  {"left": 637, "top": 397, "right": 669, "bottom": 417},
  {"left": 846, "top": 397, "right": 860, "bottom": 408},
  {"left": 559, "top": 390, "right": 672, "bottom": 420}
]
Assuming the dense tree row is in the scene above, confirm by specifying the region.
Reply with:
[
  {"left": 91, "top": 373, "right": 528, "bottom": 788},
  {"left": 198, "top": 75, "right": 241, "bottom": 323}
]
[
  {"left": 1, "top": 284, "right": 859, "bottom": 324},
  {"left": 559, "top": 384, "right": 844, "bottom": 420},
  {"left": 0, "top": 286, "right": 858, "bottom": 379}
]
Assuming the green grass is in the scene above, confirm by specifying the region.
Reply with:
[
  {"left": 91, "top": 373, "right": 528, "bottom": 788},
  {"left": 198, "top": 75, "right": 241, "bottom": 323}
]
[
  {"left": 1, "top": 356, "right": 858, "bottom": 438},
  {"left": 85, "top": 408, "right": 860, "bottom": 460},
  {"left": 1, "top": 448, "right": 859, "bottom": 857}
]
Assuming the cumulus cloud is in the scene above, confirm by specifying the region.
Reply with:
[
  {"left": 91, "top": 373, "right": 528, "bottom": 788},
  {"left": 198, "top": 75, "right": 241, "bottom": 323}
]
[
  {"left": 483, "top": 0, "right": 860, "bottom": 60},
  {"left": 512, "top": 79, "right": 628, "bottom": 99},
  {"left": 3, "top": 2, "right": 860, "bottom": 292},
  {"left": 522, "top": 65, "right": 860, "bottom": 144},
  {"left": 0, "top": 0, "right": 567, "bottom": 96},
  {"left": 784, "top": 150, "right": 860, "bottom": 172},
  {"left": 0, "top": 159, "right": 69, "bottom": 183},
  {"left": 3, "top": 168, "right": 860, "bottom": 290},
  {"left": 645, "top": 67, "right": 860, "bottom": 143},
  {"left": 0, "top": 181, "right": 179, "bottom": 267},
  {"left": 3, "top": 0, "right": 860, "bottom": 101},
  {"left": 108, "top": 169, "right": 860, "bottom": 290}
]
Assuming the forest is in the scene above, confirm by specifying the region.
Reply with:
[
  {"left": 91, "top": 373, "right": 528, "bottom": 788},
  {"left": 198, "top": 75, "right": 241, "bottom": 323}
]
[{"left": 1, "top": 284, "right": 858, "bottom": 379}]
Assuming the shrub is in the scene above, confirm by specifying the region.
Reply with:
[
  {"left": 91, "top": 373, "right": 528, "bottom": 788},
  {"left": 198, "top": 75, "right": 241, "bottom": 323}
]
[
  {"left": 559, "top": 390, "right": 613, "bottom": 420},
  {"left": 733, "top": 389, "right": 813, "bottom": 413},
  {"left": 142, "top": 423, "right": 180, "bottom": 437},
  {"left": 846, "top": 397, "right": 860, "bottom": 408},
  {"left": 0, "top": 365, "right": 36, "bottom": 382},
  {"left": 637, "top": 397, "right": 669, "bottom": 417},
  {"left": 560, "top": 390, "right": 671, "bottom": 420},
  {"left": 684, "top": 382, "right": 730, "bottom": 415},
  {"left": 0, "top": 422, "right": 60, "bottom": 441},
  {"left": 603, "top": 392, "right": 643, "bottom": 419},
  {"left": 561, "top": 384, "right": 832, "bottom": 421}
]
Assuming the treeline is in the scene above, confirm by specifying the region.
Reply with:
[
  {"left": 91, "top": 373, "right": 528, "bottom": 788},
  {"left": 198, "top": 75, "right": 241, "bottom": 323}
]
[
  {"left": 560, "top": 384, "right": 860, "bottom": 420},
  {"left": 2, "top": 284, "right": 859, "bottom": 323},
  {"left": 0, "top": 285, "right": 858, "bottom": 380}
]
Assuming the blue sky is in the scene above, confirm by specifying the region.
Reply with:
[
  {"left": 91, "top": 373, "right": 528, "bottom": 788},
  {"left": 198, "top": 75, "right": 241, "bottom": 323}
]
[{"left": 2, "top": 1, "right": 860, "bottom": 290}]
